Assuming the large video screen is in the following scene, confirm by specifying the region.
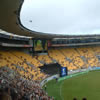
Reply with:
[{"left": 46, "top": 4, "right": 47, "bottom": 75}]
[
  {"left": 60, "top": 67, "right": 68, "bottom": 77},
  {"left": 34, "top": 39, "right": 47, "bottom": 51}
]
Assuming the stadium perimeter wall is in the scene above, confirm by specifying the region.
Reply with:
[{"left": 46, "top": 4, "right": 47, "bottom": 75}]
[{"left": 41, "top": 67, "right": 100, "bottom": 87}]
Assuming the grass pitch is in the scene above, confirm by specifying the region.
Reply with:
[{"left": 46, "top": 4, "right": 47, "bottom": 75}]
[{"left": 44, "top": 70, "right": 100, "bottom": 100}]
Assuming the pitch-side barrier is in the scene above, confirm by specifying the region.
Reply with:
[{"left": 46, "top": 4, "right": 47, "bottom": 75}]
[{"left": 41, "top": 67, "right": 100, "bottom": 86}]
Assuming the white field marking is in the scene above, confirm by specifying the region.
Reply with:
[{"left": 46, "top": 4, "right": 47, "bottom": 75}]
[{"left": 60, "top": 81, "right": 65, "bottom": 100}]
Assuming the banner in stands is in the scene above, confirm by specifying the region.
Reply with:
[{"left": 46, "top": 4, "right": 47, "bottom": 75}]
[
  {"left": 34, "top": 39, "right": 47, "bottom": 51},
  {"left": 60, "top": 67, "right": 68, "bottom": 77}
]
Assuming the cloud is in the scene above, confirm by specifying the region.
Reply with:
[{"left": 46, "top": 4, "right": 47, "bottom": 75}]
[{"left": 20, "top": 0, "right": 100, "bottom": 35}]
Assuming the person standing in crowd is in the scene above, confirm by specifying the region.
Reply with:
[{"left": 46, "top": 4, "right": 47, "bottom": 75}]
[
  {"left": 56, "top": 77, "right": 58, "bottom": 83},
  {"left": 82, "top": 97, "right": 87, "bottom": 100},
  {"left": 73, "top": 97, "right": 77, "bottom": 100}
]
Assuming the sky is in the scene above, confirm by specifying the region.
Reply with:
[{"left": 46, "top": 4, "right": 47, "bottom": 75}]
[{"left": 20, "top": 0, "right": 100, "bottom": 35}]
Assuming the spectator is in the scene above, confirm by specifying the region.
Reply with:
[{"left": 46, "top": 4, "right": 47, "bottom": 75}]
[
  {"left": 82, "top": 97, "right": 87, "bottom": 100},
  {"left": 73, "top": 98, "right": 77, "bottom": 100},
  {"left": 0, "top": 67, "right": 53, "bottom": 100}
]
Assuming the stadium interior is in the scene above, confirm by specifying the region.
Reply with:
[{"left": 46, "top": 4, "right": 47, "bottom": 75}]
[{"left": 0, "top": 0, "right": 100, "bottom": 100}]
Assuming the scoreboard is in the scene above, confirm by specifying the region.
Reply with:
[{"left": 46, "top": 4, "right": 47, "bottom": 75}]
[{"left": 34, "top": 39, "right": 47, "bottom": 52}]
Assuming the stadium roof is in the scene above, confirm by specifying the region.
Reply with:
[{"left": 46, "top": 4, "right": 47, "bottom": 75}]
[
  {"left": 0, "top": 0, "right": 57, "bottom": 38},
  {"left": 0, "top": 0, "right": 100, "bottom": 38},
  {"left": 0, "top": 29, "right": 32, "bottom": 39}
]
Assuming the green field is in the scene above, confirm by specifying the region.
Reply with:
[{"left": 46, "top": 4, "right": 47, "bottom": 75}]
[{"left": 44, "top": 70, "right": 100, "bottom": 100}]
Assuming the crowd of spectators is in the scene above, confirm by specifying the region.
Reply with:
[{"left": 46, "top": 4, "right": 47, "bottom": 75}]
[{"left": 0, "top": 67, "right": 54, "bottom": 100}]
